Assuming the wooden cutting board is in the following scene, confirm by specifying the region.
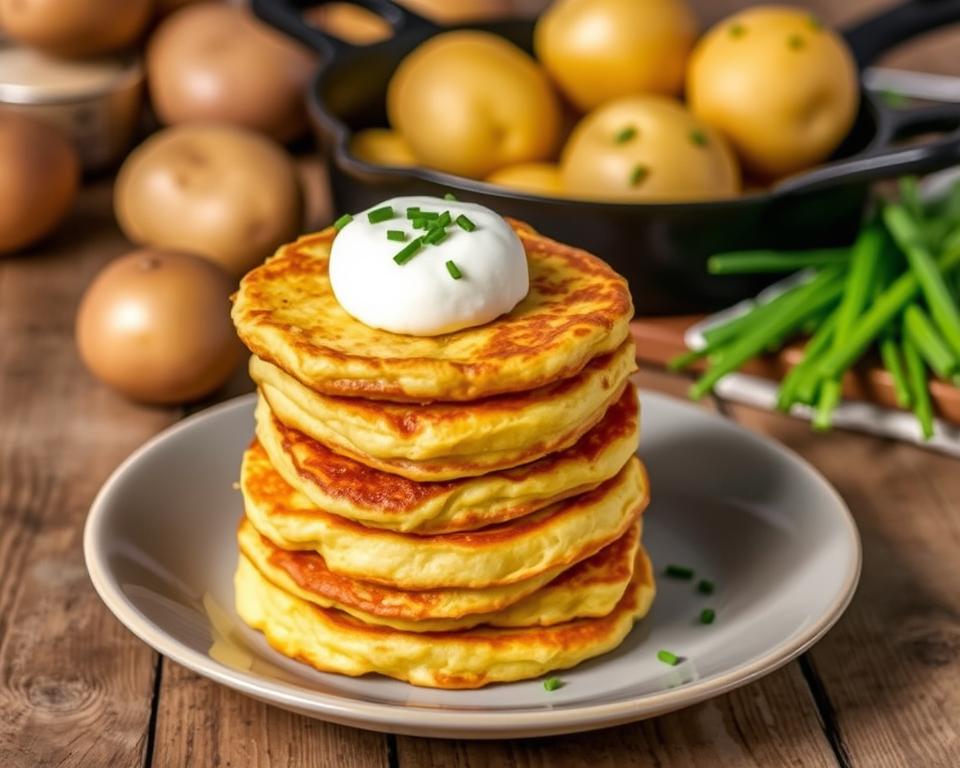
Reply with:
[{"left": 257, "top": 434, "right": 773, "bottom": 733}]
[{"left": 630, "top": 316, "right": 960, "bottom": 425}]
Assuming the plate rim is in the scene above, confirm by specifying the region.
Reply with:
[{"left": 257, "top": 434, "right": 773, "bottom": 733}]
[{"left": 83, "top": 391, "right": 862, "bottom": 738}]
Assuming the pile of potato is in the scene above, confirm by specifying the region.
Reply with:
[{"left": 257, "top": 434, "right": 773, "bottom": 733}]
[
  {"left": 0, "top": 0, "right": 508, "bottom": 405},
  {"left": 352, "top": 0, "right": 860, "bottom": 201}
]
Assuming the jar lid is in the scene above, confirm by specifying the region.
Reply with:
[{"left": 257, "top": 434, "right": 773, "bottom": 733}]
[{"left": 0, "top": 44, "right": 142, "bottom": 105}]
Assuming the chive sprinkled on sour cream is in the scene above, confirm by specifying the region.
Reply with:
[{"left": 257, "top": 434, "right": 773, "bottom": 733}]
[
  {"left": 367, "top": 205, "right": 394, "bottom": 223},
  {"left": 328, "top": 196, "right": 528, "bottom": 336},
  {"left": 455, "top": 214, "right": 476, "bottom": 232},
  {"left": 392, "top": 236, "right": 424, "bottom": 265}
]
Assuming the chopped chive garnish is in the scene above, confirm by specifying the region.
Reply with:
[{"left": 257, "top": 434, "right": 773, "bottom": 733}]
[
  {"left": 614, "top": 125, "right": 637, "bottom": 144},
  {"left": 689, "top": 129, "right": 708, "bottom": 147},
  {"left": 393, "top": 236, "right": 423, "bottom": 265},
  {"left": 424, "top": 227, "right": 448, "bottom": 245},
  {"left": 446, "top": 260, "right": 462, "bottom": 279},
  {"left": 697, "top": 579, "right": 714, "bottom": 595},
  {"left": 405, "top": 207, "right": 421, "bottom": 218},
  {"left": 657, "top": 650, "right": 680, "bottom": 666},
  {"left": 456, "top": 214, "right": 476, "bottom": 232},
  {"left": 419, "top": 211, "right": 440, "bottom": 220},
  {"left": 386, "top": 230, "right": 406, "bottom": 242},
  {"left": 700, "top": 608, "right": 716, "bottom": 625},
  {"left": 879, "top": 89, "right": 908, "bottom": 108},
  {"left": 729, "top": 22, "right": 745, "bottom": 38},
  {"left": 788, "top": 33, "right": 805, "bottom": 49},
  {"left": 333, "top": 213, "right": 352, "bottom": 231},
  {"left": 437, "top": 210, "right": 452, "bottom": 228},
  {"left": 412, "top": 218, "right": 428, "bottom": 229},
  {"left": 665, "top": 564, "right": 694, "bottom": 580},
  {"left": 543, "top": 677, "right": 563, "bottom": 692},
  {"left": 367, "top": 205, "right": 394, "bottom": 223},
  {"left": 444, "top": 192, "right": 457, "bottom": 201},
  {"left": 630, "top": 164, "right": 649, "bottom": 187}
]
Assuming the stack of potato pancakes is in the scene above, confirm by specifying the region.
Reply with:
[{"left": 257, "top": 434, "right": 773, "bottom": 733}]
[{"left": 230, "top": 218, "right": 654, "bottom": 689}]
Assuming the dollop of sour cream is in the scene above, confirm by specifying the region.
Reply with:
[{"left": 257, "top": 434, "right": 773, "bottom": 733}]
[{"left": 329, "top": 196, "right": 529, "bottom": 336}]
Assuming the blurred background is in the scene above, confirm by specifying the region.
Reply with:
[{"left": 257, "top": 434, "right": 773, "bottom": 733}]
[{"left": 1, "top": 0, "right": 959, "bottom": 414}]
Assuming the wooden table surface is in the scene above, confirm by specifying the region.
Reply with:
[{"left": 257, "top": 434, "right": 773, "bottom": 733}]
[{"left": 3, "top": 2, "right": 960, "bottom": 765}]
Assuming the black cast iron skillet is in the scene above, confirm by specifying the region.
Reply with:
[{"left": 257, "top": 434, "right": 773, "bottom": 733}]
[{"left": 255, "top": 0, "right": 960, "bottom": 313}]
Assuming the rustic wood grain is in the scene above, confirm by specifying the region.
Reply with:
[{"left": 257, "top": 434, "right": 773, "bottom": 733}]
[
  {"left": 0, "top": 184, "right": 178, "bottom": 768},
  {"left": 395, "top": 367, "right": 838, "bottom": 768},
  {"left": 150, "top": 660, "right": 388, "bottom": 768},
  {"left": 725, "top": 403, "right": 960, "bottom": 767}
]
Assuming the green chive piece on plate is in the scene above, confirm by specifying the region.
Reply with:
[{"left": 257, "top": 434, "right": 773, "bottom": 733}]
[
  {"left": 424, "top": 227, "right": 447, "bottom": 245},
  {"left": 697, "top": 579, "right": 714, "bottom": 595},
  {"left": 333, "top": 213, "right": 352, "bottom": 231},
  {"left": 729, "top": 22, "right": 745, "bottom": 37},
  {"left": 614, "top": 125, "right": 637, "bottom": 144},
  {"left": 446, "top": 260, "right": 463, "bottom": 280},
  {"left": 657, "top": 650, "right": 680, "bottom": 666},
  {"left": 393, "top": 237, "right": 423, "bottom": 265},
  {"left": 405, "top": 207, "right": 421, "bottom": 219},
  {"left": 456, "top": 214, "right": 476, "bottom": 232},
  {"left": 543, "top": 677, "right": 563, "bottom": 692},
  {"left": 700, "top": 608, "right": 716, "bottom": 625},
  {"left": 689, "top": 129, "right": 708, "bottom": 147},
  {"left": 665, "top": 564, "right": 694, "bottom": 580},
  {"left": 367, "top": 205, "right": 394, "bottom": 224},
  {"left": 386, "top": 230, "right": 406, "bottom": 242}
]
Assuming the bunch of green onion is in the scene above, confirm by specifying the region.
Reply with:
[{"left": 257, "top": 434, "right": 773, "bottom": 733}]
[{"left": 671, "top": 177, "right": 960, "bottom": 439}]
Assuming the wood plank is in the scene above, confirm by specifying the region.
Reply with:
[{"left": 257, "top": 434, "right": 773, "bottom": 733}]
[
  {"left": 150, "top": 661, "right": 388, "bottom": 768},
  {"left": 396, "top": 669, "right": 835, "bottom": 768},
  {"left": 723, "top": 403, "right": 960, "bottom": 767},
  {"left": 395, "top": 367, "right": 837, "bottom": 768},
  {"left": 141, "top": 154, "right": 388, "bottom": 768},
  {"left": 0, "top": 183, "right": 177, "bottom": 767}
]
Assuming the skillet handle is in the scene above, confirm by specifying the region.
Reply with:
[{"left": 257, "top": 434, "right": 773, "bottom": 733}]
[
  {"left": 843, "top": 0, "right": 960, "bottom": 70},
  {"left": 252, "top": 0, "right": 438, "bottom": 59},
  {"left": 775, "top": 104, "right": 960, "bottom": 197}
]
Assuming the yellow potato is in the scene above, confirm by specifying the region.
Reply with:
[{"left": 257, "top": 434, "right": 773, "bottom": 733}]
[
  {"left": 487, "top": 162, "right": 564, "bottom": 197},
  {"left": 350, "top": 128, "right": 418, "bottom": 167},
  {"left": 387, "top": 31, "right": 562, "bottom": 179},
  {"left": 0, "top": 0, "right": 152, "bottom": 58},
  {"left": 0, "top": 113, "right": 79, "bottom": 254},
  {"left": 75, "top": 249, "right": 244, "bottom": 404},
  {"left": 115, "top": 124, "right": 302, "bottom": 278},
  {"left": 687, "top": 6, "right": 859, "bottom": 180},
  {"left": 561, "top": 95, "right": 740, "bottom": 202},
  {"left": 535, "top": 0, "right": 697, "bottom": 111}
]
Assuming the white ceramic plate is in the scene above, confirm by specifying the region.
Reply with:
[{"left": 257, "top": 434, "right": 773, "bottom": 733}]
[{"left": 84, "top": 392, "right": 860, "bottom": 739}]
